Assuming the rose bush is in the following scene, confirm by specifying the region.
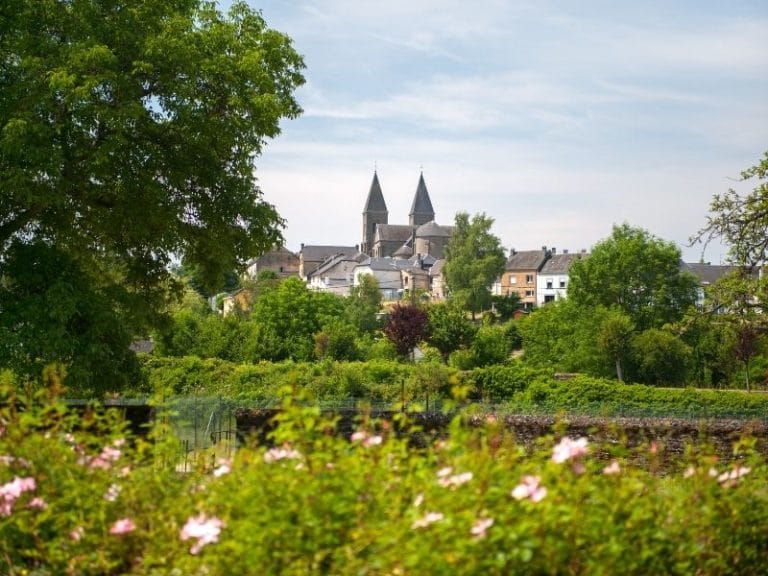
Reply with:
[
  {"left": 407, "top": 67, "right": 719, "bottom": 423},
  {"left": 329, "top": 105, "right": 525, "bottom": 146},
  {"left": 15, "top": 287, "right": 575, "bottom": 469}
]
[{"left": 0, "top": 378, "right": 766, "bottom": 574}]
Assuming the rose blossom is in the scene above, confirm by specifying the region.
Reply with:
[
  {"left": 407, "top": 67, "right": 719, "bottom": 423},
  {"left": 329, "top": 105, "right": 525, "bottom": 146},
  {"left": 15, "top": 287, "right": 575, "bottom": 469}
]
[
  {"left": 180, "top": 514, "right": 225, "bottom": 555},
  {"left": 110, "top": 518, "right": 136, "bottom": 535},
  {"left": 511, "top": 475, "right": 547, "bottom": 503},
  {"left": 552, "top": 437, "right": 588, "bottom": 464}
]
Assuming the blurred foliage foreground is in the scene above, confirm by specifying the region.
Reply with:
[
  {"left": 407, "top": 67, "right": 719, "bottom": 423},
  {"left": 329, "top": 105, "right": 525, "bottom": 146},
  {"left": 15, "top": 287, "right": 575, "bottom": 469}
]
[{"left": 0, "top": 379, "right": 767, "bottom": 575}]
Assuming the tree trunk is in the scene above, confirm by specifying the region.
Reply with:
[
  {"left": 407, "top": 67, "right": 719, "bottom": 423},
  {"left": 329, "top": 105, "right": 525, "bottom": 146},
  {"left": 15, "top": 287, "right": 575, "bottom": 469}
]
[{"left": 615, "top": 358, "right": 623, "bottom": 382}]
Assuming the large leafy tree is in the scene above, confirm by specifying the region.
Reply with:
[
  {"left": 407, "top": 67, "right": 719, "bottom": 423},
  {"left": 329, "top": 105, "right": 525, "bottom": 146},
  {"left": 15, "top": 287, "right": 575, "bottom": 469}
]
[
  {"left": 345, "top": 274, "right": 383, "bottom": 334},
  {"left": 567, "top": 224, "right": 698, "bottom": 331},
  {"left": 443, "top": 212, "right": 506, "bottom": 317},
  {"left": 248, "top": 278, "right": 345, "bottom": 362},
  {"left": 0, "top": 1, "right": 304, "bottom": 389},
  {"left": 426, "top": 302, "right": 476, "bottom": 360}
]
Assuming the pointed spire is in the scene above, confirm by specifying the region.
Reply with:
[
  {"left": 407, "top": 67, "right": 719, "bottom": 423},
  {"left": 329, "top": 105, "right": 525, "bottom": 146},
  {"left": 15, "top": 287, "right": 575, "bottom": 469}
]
[
  {"left": 409, "top": 172, "right": 435, "bottom": 226},
  {"left": 363, "top": 171, "right": 388, "bottom": 213}
]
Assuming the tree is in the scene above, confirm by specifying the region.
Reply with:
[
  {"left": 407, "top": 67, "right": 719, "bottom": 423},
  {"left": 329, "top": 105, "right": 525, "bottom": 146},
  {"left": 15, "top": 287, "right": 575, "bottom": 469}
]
[
  {"left": 443, "top": 212, "right": 506, "bottom": 318},
  {"left": 345, "top": 274, "right": 383, "bottom": 334},
  {"left": 384, "top": 303, "right": 429, "bottom": 359},
  {"left": 567, "top": 224, "right": 698, "bottom": 331},
  {"left": 597, "top": 309, "right": 635, "bottom": 381},
  {"left": 426, "top": 302, "right": 477, "bottom": 360},
  {"left": 518, "top": 300, "right": 614, "bottom": 377},
  {"left": 249, "top": 278, "right": 345, "bottom": 362},
  {"left": 0, "top": 1, "right": 304, "bottom": 387},
  {"left": 701, "top": 270, "right": 768, "bottom": 391},
  {"left": 631, "top": 329, "right": 692, "bottom": 386},
  {"left": 693, "top": 151, "right": 768, "bottom": 268},
  {"left": 692, "top": 152, "right": 768, "bottom": 390}
]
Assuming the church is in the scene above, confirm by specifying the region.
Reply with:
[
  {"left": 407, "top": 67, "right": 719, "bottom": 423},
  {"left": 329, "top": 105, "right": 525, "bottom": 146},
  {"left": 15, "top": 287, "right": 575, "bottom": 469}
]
[{"left": 361, "top": 171, "right": 452, "bottom": 259}]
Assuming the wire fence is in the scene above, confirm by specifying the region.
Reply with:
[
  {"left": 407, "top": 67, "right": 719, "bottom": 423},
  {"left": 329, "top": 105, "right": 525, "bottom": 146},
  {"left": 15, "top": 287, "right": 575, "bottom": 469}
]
[{"left": 64, "top": 396, "right": 768, "bottom": 470}]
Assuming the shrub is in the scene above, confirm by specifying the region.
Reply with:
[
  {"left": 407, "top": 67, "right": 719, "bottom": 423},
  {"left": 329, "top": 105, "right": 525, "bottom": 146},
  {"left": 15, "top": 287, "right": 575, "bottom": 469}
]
[{"left": 0, "top": 385, "right": 766, "bottom": 574}]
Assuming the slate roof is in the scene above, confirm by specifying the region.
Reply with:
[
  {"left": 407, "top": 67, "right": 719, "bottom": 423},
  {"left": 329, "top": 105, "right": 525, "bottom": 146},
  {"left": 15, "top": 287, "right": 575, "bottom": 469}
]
[
  {"left": 539, "top": 253, "right": 584, "bottom": 275},
  {"left": 363, "top": 172, "right": 388, "bottom": 214},
  {"left": 681, "top": 262, "right": 756, "bottom": 285},
  {"left": 310, "top": 252, "right": 367, "bottom": 278},
  {"left": 409, "top": 173, "right": 435, "bottom": 219},
  {"left": 356, "top": 257, "right": 404, "bottom": 272},
  {"left": 506, "top": 249, "right": 550, "bottom": 271},
  {"left": 393, "top": 243, "right": 412, "bottom": 257},
  {"left": 374, "top": 224, "right": 413, "bottom": 243},
  {"left": 430, "top": 259, "right": 446, "bottom": 277},
  {"left": 301, "top": 245, "right": 358, "bottom": 262},
  {"left": 415, "top": 220, "right": 451, "bottom": 237}
]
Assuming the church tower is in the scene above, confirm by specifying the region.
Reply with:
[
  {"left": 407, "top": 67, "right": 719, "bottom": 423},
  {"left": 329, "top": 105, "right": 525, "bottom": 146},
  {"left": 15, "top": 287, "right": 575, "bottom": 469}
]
[
  {"left": 361, "top": 171, "right": 388, "bottom": 255},
  {"left": 409, "top": 172, "right": 435, "bottom": 227}
]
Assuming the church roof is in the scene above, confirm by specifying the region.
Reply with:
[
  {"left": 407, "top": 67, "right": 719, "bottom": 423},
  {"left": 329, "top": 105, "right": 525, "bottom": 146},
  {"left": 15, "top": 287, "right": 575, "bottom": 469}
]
[
  {"left": 374, "top": 224, "right": 413, "bottom": 243},
  {"left": 415, "top": 220, "right": 451, "bottom": 237},
  {"left": 393, "top": 243, "right": 413, "bottom": 258},
  {"left": 363, "top": 171, "right": 388, "bottom": 214},
  {"left": 409, "top": 173, "right": 435, "bottom": 219},
  {"left": 301, "top": 245, "right": 358, "bottom": 262}
]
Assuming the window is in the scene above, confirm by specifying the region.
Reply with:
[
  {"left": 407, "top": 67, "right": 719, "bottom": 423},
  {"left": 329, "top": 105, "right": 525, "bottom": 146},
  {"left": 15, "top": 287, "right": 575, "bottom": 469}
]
[
  {"left": 525, "top": 274, "right": 534, "bottom": 284},
  {"left": 525, "top": 290, "right": 534, "bottom": 297},
  {"left": 510, "top": 275, "right": 517, "bottom": 284},
  {"left": 559, "top": 280, "right": 566, "bottom": 289},
  {"left": 545, "top": 295, "right": 555, "bottom": 303},
  {"left": 546, "top": 280, "right": 553, "bottom": 289}
]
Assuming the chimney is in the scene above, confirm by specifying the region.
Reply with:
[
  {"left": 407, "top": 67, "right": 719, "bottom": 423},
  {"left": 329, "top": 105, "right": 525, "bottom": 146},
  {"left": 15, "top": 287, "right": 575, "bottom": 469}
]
[
  {"left": 301, "top": 243, "right": 305, "bottom": 250},
  {"left": 542, "top": 245, "right": 547, "bottom": 251},
  {"left": 511, "top": 248, "right": 517, "bottom": 256},
  {"left": 551, "top": 247, "right": 556, "bottom": 255},
  {"left": 563, "top": 249, "right": 568, "bottom": 254}
]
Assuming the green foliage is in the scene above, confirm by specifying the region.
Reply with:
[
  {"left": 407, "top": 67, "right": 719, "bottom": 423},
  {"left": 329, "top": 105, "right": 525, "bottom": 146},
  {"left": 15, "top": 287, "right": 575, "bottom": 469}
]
[
  {"left": 470, "top": 325, "right": 513, "bottom": 368},
  {"left": 597, "top": 308, "right": 635, "bottom": 381},
  {"left": 694, "top": 150, "right": 768, "bottom": 267},
  {"left": 314, "top": 321, "right": 362, "bottom": 362},
  {"left": 568, "top": 224, "right": 698, "bottom": 330},
  {"left": 426, "top": 302, "right": 477, "bottom": 359},
  {"left": 0, "top": 0, "right": 304, "bottom": 390},
  {"left": 345, "top": 274, "right": 383, "bottom": 334},
  {"left": 519, "top": 300, "right": 613, "bottom": 376},
  {"left": 249, "top": 278, "right": 346, "bottom": 362},
  {"left": 469, "top": 362, "right": 549, "bottom": 402},
  {"left": 490, "top": 292, "right": 522, "bottom": 322},
  {"left": 443, "top": 212, "right": 506, "bottom": 315},
  {"left": 1, "top": 385, "right": 767, "bottom": 574},
  {"left": 631, "top": 329, "right": 692, "bottom": 386},
  {"left": 0, "top": 241, "right": 140, "bottom": 396}
]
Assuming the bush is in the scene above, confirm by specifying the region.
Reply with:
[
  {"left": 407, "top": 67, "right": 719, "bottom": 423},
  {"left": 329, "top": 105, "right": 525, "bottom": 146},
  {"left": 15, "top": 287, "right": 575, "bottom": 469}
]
[{"left": 1, "top": 385, "right": 767, "bottom": 574}]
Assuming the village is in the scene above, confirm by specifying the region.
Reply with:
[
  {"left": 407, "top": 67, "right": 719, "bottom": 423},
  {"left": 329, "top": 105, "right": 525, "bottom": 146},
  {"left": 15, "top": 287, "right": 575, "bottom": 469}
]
[{"left": 226, "top": 171, "right": 739, "bottom": 315}]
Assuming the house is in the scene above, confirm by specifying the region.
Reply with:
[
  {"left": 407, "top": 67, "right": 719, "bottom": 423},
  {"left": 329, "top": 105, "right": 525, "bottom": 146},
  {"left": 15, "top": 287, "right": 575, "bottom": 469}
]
[
  {"left": 500, "top": 247, "right": 552, "bottom": 311},
  {"left": 306, "top": 251, "right": 368, "bottom": 296},
  {"left": 245, "top": 245, "right": 299, "bottom": 279},
  {"left": 536, "top": 250, "right": 585, "bottom": 306},
  {"left": 299, "top": 244, "right": 359, "bottom": 280},
  {"left": 681, "top": 262, "right": 761, "bottom": 310},
  {"left": 429, "top": 259, "right": 447, "bottom": 301},
  {"left": 353, "top": 257, "right": 406, "bottom": 301}
]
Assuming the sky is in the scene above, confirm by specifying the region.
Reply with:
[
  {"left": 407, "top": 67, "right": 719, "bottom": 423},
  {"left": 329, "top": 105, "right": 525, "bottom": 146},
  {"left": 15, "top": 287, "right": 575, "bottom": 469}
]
[{"left": 242, "top": 0, "right": 767, "bottom": 263}]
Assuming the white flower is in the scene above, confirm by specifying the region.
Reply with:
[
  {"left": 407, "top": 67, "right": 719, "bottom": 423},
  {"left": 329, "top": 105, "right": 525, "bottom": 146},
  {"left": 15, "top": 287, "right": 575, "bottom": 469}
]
[
  {"left": 180, "top": 514, "right": 225, "bottom": 555},
  {"left": 411, "top": 512, "right": 444, "bottom": 530},
  {"left": 552, "top": 437, "right": 588, "bottom": 464}
]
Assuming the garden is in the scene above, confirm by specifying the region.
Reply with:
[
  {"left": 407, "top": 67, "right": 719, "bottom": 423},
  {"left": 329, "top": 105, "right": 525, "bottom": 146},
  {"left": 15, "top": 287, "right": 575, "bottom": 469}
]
[{"left": 1, "top": 369, "right": 767, "bottom": 575}]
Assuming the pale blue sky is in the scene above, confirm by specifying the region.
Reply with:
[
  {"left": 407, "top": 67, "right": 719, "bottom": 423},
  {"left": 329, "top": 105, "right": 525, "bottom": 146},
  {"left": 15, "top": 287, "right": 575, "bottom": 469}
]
[{"left": 241, "top": 1, "right": 767, "bottom": 262}]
